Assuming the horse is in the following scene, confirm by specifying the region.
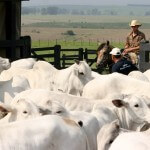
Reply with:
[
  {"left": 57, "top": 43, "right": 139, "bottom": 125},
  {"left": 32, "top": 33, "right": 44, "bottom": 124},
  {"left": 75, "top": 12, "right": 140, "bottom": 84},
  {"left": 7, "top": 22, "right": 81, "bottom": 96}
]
[
  {"left": 96, "top": 41, "right": 114, "bottom": 73},
  {"left": 96, "top": 41, "right": 138, "bottom": 74}
]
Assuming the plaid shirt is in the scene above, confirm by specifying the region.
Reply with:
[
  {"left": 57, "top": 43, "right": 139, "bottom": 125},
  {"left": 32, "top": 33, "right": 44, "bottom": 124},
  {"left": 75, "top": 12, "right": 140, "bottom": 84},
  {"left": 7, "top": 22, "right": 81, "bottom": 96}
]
[{"left": 125, "top": 30, "right": 146, "bottom": 54}]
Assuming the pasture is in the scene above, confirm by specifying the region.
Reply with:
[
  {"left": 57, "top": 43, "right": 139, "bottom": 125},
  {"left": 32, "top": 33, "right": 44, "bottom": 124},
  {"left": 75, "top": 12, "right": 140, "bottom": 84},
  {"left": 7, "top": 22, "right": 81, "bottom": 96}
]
[{"left": 21, "top": 15, "right": 150, "bottom": 49}]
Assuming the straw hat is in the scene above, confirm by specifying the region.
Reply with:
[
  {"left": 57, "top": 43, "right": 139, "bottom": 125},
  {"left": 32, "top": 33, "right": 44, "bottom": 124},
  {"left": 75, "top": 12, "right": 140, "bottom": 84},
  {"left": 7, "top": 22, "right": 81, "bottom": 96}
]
[
  {"left": 110, "top": 48, "right": 121, "bottom": 56},
  {"left": 129, "top": 20, "right": 142, "bottom": 27}
]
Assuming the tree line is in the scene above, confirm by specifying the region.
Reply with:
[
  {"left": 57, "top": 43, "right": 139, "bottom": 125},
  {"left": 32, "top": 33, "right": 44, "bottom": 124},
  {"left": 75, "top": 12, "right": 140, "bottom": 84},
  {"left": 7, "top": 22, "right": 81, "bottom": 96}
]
[
  {"left": 22, "top": 6, "right": 150, "bottom": 16},
  {"left": 22, "top": 6, "right": 114, "bottom": 16}
]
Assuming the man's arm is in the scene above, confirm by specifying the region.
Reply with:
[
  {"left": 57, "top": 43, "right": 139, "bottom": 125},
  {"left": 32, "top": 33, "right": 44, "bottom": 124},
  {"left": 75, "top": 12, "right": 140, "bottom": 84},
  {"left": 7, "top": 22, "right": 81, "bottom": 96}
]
[{"left": 123, "top": 46, "right": 140, "bottom": 54}]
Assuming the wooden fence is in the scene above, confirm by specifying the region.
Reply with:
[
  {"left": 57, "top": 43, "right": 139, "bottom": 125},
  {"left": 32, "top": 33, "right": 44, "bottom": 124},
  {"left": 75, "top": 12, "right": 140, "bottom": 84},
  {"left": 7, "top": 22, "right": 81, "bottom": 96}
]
[
  {"left": 31, "top": 42, "right": 150, "bottom": 72},
  {"left": 31, "top": 45, "right": 97, "bottom": 70}
]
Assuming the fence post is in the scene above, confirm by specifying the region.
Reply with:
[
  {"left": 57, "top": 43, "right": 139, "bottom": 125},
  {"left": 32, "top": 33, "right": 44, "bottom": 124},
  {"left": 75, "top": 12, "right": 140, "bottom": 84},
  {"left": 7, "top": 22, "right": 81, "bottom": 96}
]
[
  {"left": 79, "top": 48, "right": 84, "bottom": 61},
  {"left": 20, "top": 36, "right": 31, "bottom": 58},
  {"left": 84, "top": 48, "right": 88, "bottom": 61},
  {"left": 54, "top": 45, "right": 61, "bottom": 69}
]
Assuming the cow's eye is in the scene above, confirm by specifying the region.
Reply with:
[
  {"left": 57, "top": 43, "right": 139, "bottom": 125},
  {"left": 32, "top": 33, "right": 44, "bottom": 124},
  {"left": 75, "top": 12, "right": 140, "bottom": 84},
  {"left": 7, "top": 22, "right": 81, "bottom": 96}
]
[
  {"left": 109, "top": 140, "right": 114, "bottom": 144},
  {"left": 23, "top": 111, "right": 28, "bottom": 114},
  {"left": 134, "top": 104, "right": 139, "bottom": 107}
]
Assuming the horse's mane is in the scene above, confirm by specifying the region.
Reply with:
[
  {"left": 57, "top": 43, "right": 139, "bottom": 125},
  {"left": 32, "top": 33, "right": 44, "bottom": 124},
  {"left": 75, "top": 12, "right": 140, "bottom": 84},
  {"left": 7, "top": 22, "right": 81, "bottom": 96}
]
[
  {"left": 97, "top": 41, "right": 114, "bottom": 53},
  {"left": 97, "top": 43, "right": 107, "bottom": 52}
]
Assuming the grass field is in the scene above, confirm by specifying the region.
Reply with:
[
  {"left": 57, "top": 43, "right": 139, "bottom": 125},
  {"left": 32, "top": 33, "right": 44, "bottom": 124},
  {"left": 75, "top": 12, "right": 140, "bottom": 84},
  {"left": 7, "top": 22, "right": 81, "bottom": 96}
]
[
  {"left": 22, "top": 14, "right": 150, "bottom": 25},
  {"left": 32, "top": 39, "right": 124, "bottom": 49},
  {"left": 22, "top": 14, "right": 150, "bottom": 29}
]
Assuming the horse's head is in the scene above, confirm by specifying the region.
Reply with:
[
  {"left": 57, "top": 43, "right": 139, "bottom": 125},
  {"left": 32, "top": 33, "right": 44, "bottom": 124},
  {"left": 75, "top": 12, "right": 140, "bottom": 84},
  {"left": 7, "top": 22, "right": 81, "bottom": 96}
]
[{"left": 96, "top": 41, "right": 114, "bottom": 72}]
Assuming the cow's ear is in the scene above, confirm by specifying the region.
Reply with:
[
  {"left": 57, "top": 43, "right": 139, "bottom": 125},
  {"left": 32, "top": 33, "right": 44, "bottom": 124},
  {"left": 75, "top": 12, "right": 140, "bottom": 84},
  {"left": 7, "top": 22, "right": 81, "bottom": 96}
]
[
  {"left": 74, "top": 59, "right": 80, "bottom": 65},
  {"left": 0, "top": 103, "right": 13, "bottom": 118},
  {"left": 0, "top": 102, "right": 13, "bottom": 112},
  {"left": 140, "top": 122, "right": 150, "bottom": 132},
  {"left": 112, "top": 99, "right": 128, "bottom": 108}
]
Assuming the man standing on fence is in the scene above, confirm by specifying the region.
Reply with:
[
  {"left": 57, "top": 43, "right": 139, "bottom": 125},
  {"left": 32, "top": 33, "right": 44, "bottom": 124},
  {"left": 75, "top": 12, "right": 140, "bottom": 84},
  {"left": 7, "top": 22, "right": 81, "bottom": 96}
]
[{"left": 122, "top": 20, "right": 146, "bottom": 66}]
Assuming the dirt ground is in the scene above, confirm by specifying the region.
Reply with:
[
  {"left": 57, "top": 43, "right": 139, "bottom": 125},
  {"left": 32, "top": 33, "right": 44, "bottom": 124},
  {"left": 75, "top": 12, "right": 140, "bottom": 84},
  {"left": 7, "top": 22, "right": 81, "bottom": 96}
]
[{"left": 21, "top": 27, "right": 150, "bottom": 43}]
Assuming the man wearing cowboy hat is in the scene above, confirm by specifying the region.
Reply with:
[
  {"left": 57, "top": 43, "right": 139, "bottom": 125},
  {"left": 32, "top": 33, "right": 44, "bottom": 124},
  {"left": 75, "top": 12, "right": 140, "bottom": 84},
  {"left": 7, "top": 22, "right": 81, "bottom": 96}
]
[{"left": 123, "top": 20, "right": 146, "bottom": 65}]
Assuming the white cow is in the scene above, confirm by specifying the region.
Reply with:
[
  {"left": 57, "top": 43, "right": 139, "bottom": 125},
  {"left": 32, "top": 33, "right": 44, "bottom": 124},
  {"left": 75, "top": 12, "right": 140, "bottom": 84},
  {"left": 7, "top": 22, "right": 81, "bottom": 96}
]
[
  {"left": 12, "top": 89, "right": 114, "bottom": 112},
  {"left": 1, "top": 94, "right": 98, "bottom": 150},
  {"left": 0, "top": 115, "right": 89, "bottom": 150},
  {"left": 109, "top": 132, "right": 150, "bottom": 150},
  {"left": 50, "top": 60, "right": 93, "bottom": 95},
  {"left": 1, "top": 91, "right": 149, "bottom": 150},
  {"left": 144, "top": 69, "right": 150, "bottom": 81},
  {"left": 128, "top": 70, "right": 149, "bottom": 82},
  {"left": 1, "top": 60, "right": 92, "bottom": 95},
  {"left": 45, "top": 101, "right": 99, "bottom": 150},
  {"left": 97, "top": 120, "right": 120, "bottom": 150},
  {"left": 82, "top": 73, "right": 150, "bottom": 99},
  {"left": 12, "top": 89, "right": 150, "bottom": 131},
  {"left": 0, "top": 57, "right": 10, "bottom": 74},
  {"left": 97, "top": 119, "right": 149, "bottom": 150},
  {"left": 12, "top": 89, "right": 150, "bottom": 122},
  {"left": 91, "top": 71, "right": 101, "bottom": 78},
  {"left": 92, "top": 99, "right": 150, "bottom": 131},
  {"left": 0, "top": 61, "right": 55, "bottom": 89},
  {"left": 11, "top": 58, "right": 36, "bottom": 69},
  {"left": 0, "top": 76, "right": 30, "bottom": 104},
  {"left": 0, "top": 98, "right": 43, "bottom": 123}
]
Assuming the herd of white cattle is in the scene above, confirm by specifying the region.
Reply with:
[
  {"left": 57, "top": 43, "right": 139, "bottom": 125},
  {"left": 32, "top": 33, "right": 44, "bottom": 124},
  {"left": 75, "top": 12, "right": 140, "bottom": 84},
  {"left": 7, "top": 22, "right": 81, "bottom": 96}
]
[{"left": 0, "top": 57, "right": 150, "bottom": 150}]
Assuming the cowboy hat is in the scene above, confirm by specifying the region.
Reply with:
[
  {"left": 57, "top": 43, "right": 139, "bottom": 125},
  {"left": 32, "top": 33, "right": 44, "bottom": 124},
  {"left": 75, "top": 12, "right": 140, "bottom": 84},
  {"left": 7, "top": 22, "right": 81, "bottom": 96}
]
[{"left": 129, "top": 20, "right": 142, "bottom": 27}]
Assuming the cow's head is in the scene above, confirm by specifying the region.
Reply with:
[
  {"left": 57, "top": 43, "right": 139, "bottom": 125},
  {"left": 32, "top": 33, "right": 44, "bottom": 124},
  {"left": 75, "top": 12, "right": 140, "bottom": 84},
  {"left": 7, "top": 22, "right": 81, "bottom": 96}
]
[
  {"left": 112, "top": 98, "right": 150, "bottom": 131},
  {"left": 0, "top": 99, "right": 42, "bottom": 123},
  {"left": 45, "top": 100, "right": 68, "bottom": 116},
  {"left": 97, "top": 119, "right": 120, "bottom": 150},
  {"left": 74, "top": 60, "right": 92, "bottom": 79}
]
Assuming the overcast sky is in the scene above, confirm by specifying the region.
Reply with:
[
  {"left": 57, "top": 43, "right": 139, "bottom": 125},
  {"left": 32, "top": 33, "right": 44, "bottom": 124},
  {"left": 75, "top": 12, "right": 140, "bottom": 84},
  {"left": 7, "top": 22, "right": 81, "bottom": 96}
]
[{"left": 23, "top": 0, "right": 150, "bottom": 6}]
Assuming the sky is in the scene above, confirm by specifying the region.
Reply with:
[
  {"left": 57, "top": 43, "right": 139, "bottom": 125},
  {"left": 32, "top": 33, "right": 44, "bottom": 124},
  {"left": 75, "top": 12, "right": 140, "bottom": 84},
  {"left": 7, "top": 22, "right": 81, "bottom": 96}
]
[{"left": 23, "top": 0, "right": 150, "bottom": 6}]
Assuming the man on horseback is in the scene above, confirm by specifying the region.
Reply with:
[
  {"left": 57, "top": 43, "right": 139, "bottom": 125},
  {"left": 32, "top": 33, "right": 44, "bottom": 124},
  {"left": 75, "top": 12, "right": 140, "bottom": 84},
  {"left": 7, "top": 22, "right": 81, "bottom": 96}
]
[
  {"left": 123, "top": 20, "right": 146, "bottom": 66},
  {"left": 110, "top": 47, "right": 138, "bottom": 75}
]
